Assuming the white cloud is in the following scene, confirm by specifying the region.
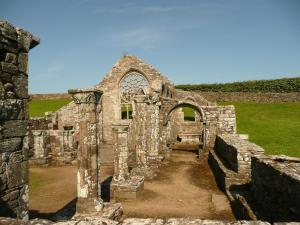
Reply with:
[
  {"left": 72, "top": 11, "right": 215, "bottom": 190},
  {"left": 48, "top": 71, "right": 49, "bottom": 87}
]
[{"left": 111, "top": 28, "right": 165, "bottom": 50}]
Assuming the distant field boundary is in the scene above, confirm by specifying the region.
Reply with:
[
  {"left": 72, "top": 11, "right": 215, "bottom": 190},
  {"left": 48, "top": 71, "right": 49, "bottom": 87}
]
[
  {"left": 30, "top": 93, "right": 71, "bottom": 100},
  {"left": 175, "top": 77, "right": 300, "bottom": 93},
  {"left": 197, "top": 91, "right": 300, "bottom": 103}
]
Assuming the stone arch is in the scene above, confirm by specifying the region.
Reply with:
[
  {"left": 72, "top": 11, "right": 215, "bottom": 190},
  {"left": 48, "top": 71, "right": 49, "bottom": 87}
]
[
  {"left": 163, "top": 101, "right": 207, "bottom": 149},
  {"left": 163, "top": 101, "right": 206, "bottom": 126}
]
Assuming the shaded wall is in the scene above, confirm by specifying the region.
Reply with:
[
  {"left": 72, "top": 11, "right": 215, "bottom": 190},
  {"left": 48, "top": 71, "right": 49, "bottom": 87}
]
[{"left": 0, "top": 21, "right": 39, "bottom": 219}]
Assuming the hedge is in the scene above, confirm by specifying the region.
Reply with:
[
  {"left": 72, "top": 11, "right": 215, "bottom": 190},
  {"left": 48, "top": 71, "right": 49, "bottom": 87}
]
[{"left": 175, "top": 77, "right": 300, "bottom": 93}]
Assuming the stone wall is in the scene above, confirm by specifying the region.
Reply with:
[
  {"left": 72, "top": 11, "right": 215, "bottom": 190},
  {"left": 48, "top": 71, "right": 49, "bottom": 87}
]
[
  {"left": 0, "top": 21, "right": 39, "bottom": 219},
  {"left": 203, "top": 105, "right": 236, "bottom": 148},
  {"left": 30, "top": 93, "right": 71, "bottom": 100},
  {"left": 194, "top": 91, "right": 300, "bottom": 103},
  {"left": 251, "top": 156, "right": 300, "bottom": 222},
  {"left": 209, "top": 134, "right": 264, "bottom": 193},
  {"left": 30, "top": 129, "right": 76, "bottom": 165}
]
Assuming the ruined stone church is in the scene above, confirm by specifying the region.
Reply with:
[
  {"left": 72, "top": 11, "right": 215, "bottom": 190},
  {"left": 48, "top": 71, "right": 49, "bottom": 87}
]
[{"left": 2, "top": 21, "right": 299, "bottom": 223}]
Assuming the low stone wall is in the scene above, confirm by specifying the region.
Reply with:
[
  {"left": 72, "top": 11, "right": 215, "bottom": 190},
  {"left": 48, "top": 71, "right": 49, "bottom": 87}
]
[
  {"left": 30, "top": 129, "right": 76, "bottom": 165},
  {"left": 0, "top": 217, "right": 275, "bottom": 225},
  {"left": 195, "top": 91, "right": 300, "bottom": 103},
  {"left": 214, "top": 134, "right": 264, "bottom": 176},
  {"left": 29, "top": 93, "right": 71, "bottom": 100},
  {"left": 251, "top": 156, "right": 300, "bottom": 222},
  {"left": 209, "top": 134, "right": 265, "bottom": 220}
]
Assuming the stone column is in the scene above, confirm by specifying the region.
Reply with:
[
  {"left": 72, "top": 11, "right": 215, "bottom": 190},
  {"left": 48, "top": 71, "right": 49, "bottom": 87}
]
[
  {"left": 32, "top": 130, "right": 50, "bottom": 164},
  {"left": 0, "top": 20, "right": 39, "bottom": 220},
  {"left": 131, "top": 95, "right": 154, "bottom": 178},
  {"left": 69, "top": 88, "right": 103, "bottom": 214},
  {"left": 111, "top": 122, "right": 144, "bottom": 199},
  {"left": 148, "top": 94, "right": 162, "bottom": 166},
  {"left": 112, "top": 122, "right": 130, "bottom": 182}
]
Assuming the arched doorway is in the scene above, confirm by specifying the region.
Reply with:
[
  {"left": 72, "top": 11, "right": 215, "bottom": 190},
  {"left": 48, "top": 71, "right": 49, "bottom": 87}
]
[{"left": 163, "top": 102, "right": 206, "bottom": 156}]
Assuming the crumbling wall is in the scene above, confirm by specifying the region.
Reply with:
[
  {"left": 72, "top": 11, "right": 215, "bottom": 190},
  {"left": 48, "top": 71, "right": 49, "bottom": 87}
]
[
  {"left": 30, "top": 130, "right": 76, "bottom": 165},
  {"left": 0, "top": 20, "right": 39, "bottom": 219},
  {"left": 251, "top": 156, "right": 300, "bottom": 222}
]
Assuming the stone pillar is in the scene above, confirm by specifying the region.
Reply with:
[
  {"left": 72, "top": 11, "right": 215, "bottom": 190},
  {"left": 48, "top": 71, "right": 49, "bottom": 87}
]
[
  {"left": 112, "top": 123, "right": 130, "bottom": 182},
  {"left": 148, "top": 95, "right": 162, "bottom": 166},
  {"left": 131, "top": 95, "right": 154, "bottom": 178},
  {"left": 0, "top": 20, "right": 39, "bottom": 220},
  {"left": 32, "top": 130, "right": 50, "bottom": 164},
  {"left": 69, "top": 89, "right": 103, "bottom": 214},
  {"left": 110, "top": 122, "right": 144, "bottom": 199}
]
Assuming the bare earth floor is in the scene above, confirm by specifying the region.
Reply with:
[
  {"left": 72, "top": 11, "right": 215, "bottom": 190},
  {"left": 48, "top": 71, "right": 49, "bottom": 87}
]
[{"left": 29, "top": 150, "right": 235, "bottom": 221}]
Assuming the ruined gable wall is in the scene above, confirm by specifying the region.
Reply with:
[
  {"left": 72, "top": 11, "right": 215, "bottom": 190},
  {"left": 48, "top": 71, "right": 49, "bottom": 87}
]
[
  {"left": 0, "top": 21, "right": 39, "bottom": 219},
  {"left": 96, "top": 55, "right": 173, "bottom": 164}
]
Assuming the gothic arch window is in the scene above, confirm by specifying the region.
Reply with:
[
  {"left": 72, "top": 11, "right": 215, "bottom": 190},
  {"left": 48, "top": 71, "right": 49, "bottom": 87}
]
[{"left": 119, "top": 71, "right": 150, "bottom": 119}]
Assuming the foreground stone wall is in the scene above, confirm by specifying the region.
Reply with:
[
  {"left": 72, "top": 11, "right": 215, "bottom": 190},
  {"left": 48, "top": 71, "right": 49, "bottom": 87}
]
[
  {"left": 0, "top": 21, "right": 39, "bottom": 219},
  {"left": 251, "top": 156, "right": 300, "bottom": 222},
  {"left": 192, "top": 91, "right": 300, "bottom": 103},
  {"left": 0, "top": 217, "right": 279, "bottom": 225}
]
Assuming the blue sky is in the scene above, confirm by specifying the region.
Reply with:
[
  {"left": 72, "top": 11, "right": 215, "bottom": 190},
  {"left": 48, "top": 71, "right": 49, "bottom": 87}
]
[{"left": 1, "top": 0, "right": 300, "bottom": 93}]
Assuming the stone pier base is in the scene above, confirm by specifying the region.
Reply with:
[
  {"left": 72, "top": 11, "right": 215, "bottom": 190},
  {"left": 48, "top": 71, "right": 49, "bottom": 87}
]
[
  {"left": 110, "top": 176, "right": 144, "bottom": 199},
  {"left": 131, "top": 166, "right": 156, "bottom": 179},
  {"left": 74, "top": 202, "right": 123, "bottom": 221}
]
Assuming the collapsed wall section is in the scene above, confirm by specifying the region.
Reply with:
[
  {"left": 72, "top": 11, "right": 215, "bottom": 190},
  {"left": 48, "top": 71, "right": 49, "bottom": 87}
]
[{"left": 0, "top": 21, "right": 39, "bottom": 219}]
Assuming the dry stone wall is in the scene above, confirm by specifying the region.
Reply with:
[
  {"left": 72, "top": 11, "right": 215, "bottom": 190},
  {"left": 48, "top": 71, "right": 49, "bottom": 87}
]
[
  {"left": 0, "top": 20, "right": 39, "bottom": 219},
  {"left": 192, "top": 91, "right": 300, "bottom": 103},
  {"left": 251, "top": 156, "right": 300, "bottom": 222}
]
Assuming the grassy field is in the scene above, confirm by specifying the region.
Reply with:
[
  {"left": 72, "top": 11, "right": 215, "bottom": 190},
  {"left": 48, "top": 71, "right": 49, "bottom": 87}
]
[
  {"left": 220, "top": 102, "right": 300, "bottom": 157},
  {"left": 29, "top": 99, "right": 71, "bottom": 117}
]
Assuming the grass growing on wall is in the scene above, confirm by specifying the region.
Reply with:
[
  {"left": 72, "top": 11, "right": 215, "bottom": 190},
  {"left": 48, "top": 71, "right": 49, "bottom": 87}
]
[
  {"left": 29, "top": 99, "right": 71, "bottom": 117},
  {"left": 220, "top": 102, "right": 300, "bottom": 157}
]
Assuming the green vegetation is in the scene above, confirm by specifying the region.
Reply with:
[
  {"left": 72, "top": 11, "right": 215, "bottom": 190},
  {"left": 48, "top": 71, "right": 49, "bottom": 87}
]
[
  {"left": 220, "top": 102, "right": 300, "bottom": 157},
  {"left": 29, "top": 99, "right": 71, "bottom": 117},
  {"left": 176, "top": 77, "right": 300, "bottom": 93},
  {"left": 182, "top": 106, "right": 195, "bottom": 121}
]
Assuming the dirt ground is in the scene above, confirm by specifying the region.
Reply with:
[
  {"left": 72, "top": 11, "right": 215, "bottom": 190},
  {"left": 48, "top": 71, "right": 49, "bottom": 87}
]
[{"left": 29, "top": 150, "right": 235, "bottom": 221}]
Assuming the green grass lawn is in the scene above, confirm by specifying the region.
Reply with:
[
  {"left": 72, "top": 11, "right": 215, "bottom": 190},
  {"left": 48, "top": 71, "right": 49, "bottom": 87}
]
[
  {"left": 220, "top": 102, "right": 300, "bottom": 157},
  {"left": 29, "top": 99, "right": 71, "bottom": 117}
]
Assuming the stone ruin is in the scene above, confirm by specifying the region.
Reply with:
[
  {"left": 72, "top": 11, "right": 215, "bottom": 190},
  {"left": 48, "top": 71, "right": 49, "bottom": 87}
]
[{"left": 0, "top": 20, "right": 299, "bottom": 224}]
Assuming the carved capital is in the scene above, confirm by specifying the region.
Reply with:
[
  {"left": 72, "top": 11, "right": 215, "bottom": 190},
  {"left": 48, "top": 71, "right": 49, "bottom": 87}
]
[{"left": 68, "top": 88, "right": 102, "bottom": 104}]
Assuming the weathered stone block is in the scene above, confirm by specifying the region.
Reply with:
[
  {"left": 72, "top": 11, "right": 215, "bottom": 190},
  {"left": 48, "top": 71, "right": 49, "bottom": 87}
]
[
  {"left": 5, "top": 53, "right": 17, "bottom": 64},
  {"left": 1, "top": 120, "right": 27, "bottom": 138},
  {"left": 0, "top": 62, "right": 18, "bottom": 74},
  {"left": 0, "top": 72, "right": 13, "bottom": 83},
  {"left": 7, "top": 160, "right": 28, "bottom": 189},
  {"left": 0, "top": 99, "right": 27, "bottom": 120},
  {"left": 0, "top": 21, "right": 17, "bottom": 42},
  {"left": 12, "top": 74, "right": 28, "bottom": 98},
  {"left": 0, "top": 137, "right": 22, "bottom": 153},
  {"left": 18, "top": 53, "right": 27, "bottom": 74}
]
